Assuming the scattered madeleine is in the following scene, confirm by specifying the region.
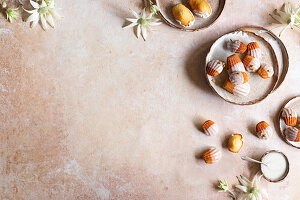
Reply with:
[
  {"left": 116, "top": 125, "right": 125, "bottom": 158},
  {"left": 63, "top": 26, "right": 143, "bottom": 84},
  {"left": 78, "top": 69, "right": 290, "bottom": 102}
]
[
  {"left": 223, "top": 79, "right": 250, "bottom": 97},
  {"left": 228, "top": 134, "right": 244, "bottom": 153},
  {"left": 257, "top": 64, "right": 274, "bottom": 79},
  {"left": 229, "top": 71, "right": 248, "bottom": 85},
  {"left": 256, "top": 121, "right": 273, "bottom": 139},
  {"left": 202, "top": 120, "right": 218, "bottom": 136},
  {"left": 247, "top": 42, "right": 262, "bottom": 59},
  {"left": 227, "top": 54, "right": 245, "bottom": 74},
  {"left": 189, "top": 0, "right": 212, "bottom": 18},
  {"left": 281, "top": 108, "right": 297, "bottom": 126},
  {"left": 172, "top": 4, "right": 195, "bottom": 27},
  {"left": 285, "top": 127, "right": 300, "bottom": 142},
  {"left": 203, "top": 147, "right": 222, "bottom": 164},
  {"left": 243, "top": 55, "right": 260, "bottom": 72},
  {"left": 206, "top": 60, "right": 225, "bottom": 77},
  {"left": 227, "top": 40, "right": 247, "bottom": 54}
]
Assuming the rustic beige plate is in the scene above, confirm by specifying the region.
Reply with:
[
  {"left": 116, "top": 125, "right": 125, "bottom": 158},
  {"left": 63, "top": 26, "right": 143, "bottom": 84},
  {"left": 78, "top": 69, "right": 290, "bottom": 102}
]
[
  {"left": 279, "top": 96, "right": 300, "bottom": 149},
  {"left": 205, "top": 30, "right": 279, "bottom": 105},
  {"left": 154, "top": 0, "right": 225, "bottom": 31},
  {"left": 238, "top": 26, "right": 289, "bottom": 91}
]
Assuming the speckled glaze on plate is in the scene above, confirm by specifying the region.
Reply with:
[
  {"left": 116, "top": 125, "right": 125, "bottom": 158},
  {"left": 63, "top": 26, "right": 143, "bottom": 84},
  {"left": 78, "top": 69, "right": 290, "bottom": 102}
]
[
  {"left": 205, "top": 30, "right": 279, "bottom": 105},
  {"left": 154, "top": 0, "right": 225, "bottom": 31},
  {"left": 279, "top": 96, "right": 300, "bottom": 149},
  {"left": 238, "top": 26, "right": 289, "bottom": 92}
]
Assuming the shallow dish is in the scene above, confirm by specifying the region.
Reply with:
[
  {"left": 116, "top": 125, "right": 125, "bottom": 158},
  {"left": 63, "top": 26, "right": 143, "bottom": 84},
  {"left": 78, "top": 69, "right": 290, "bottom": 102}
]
[
  {"left": 205, "top": 31, "right": 279, "bottom": 105},
  {"left": 238, "top": 26, "right": 289, "bottom": 91},
  {"left": 279, "top": 96, "right": 300, "bottom": 149},
  {"left": 154, "top": 0, "right": 225, "bottom": 31}
]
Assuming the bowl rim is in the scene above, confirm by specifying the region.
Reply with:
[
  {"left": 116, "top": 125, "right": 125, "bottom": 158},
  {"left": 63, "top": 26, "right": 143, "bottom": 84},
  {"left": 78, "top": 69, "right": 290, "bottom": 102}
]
[
  {"left": 237, "top": 26, "right": 289, "bottom": 92},
  {"left": 260, "top": 150, "right": 290, "bottom": 183},
  {"left": 153, "top": 0, "right": 226, "bottom": 32},
  {"left": 204, "top": 30, "right": 279, "bottom": 105}
]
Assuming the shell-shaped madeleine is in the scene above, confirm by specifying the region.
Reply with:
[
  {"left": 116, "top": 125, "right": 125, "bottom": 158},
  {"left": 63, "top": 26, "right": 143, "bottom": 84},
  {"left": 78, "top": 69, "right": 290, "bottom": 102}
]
[
  {"left": 243, "top": 55, "right": 260, "bottom": 72},
  {"left": 202, "top": 120, "right": 218, "bottom": 136},
  {"left": 228, "top": 134, "right": 243, "bottom": 153},
  {"left": 227, "top": 54, "right": 245, "bottom": 74},
  {"left": 257, "top": 64, "right": 274, "bottom": 79},
  {"left": 285, "top": 127, "right": 300, "bottom": 142},
  {"left": 206, "top": 60, "right": 225, "bottom": 77},
  {"left": 256, "top": 121, "right": 272, "bottom": 139},
  {"left": 172, "top": 4, "right": 195, "bottom": 27},
  {"left": 247, "top": 42, "right": 262, "bottom": 59},
  {"left": 189, "top": 0, "right": 212, "bottom": 18},
  {"left": 229, "top": 71, "right": 248, "bottom": 85},
  {"left": 282, "top": 108, "right": 298, "bottom": 126},
  {"left": 203, "top": 147, "right": 222, "bottom": 164},
  {"left": 227, "top": 40, "right": 247, "bottom": 54},
  {"left": 223, "top": 79, "right": 250, "bottom": 97}
]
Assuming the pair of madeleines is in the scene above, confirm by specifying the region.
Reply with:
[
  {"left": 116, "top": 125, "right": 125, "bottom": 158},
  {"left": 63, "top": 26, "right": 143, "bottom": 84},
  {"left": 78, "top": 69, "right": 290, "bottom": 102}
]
[
  {"left": 282, "top": 108, "right": 300, "bottom": 142},
  {"left": 206, "top": 40, "right": 274, "bottom": 97},
  {"left": 201, "top": 119, "right": 273, "bottom": 164},
  {"left": 172, "top": 0, "right": 212, "bottom": 28}
]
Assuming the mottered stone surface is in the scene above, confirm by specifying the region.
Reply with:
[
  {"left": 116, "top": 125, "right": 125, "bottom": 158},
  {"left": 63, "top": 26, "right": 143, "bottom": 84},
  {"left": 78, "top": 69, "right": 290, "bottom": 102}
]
[{"left": 0, "top": 0, "right": 299, "bottom": 199}]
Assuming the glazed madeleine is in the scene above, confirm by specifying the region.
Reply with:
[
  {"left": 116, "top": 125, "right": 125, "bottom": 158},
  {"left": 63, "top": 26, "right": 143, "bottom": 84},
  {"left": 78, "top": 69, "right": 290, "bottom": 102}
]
[
  {"left": 257, "top": 64, "right": 274, "bottom": 79},
  {"left": 206, "top": 60, "right": 225, "bottom": 77},
  {"left": 189, "top": 0, "right": 212, "bottom": 18},
  {"left": 227, "top": 40, "right": 247, "bottom": 53},
  {"left": 229, "top": 71, "right": 248, "bottom": 85},
  {"left": 285, "top": 127, "right": 300, "bottom": 142},
  {"left": 172, "top": 4, "right": 195, "bottom": 27},
  {"left": 228, "top": 134, "right": 244, "bottom": 153},
  {"left": 243, "top": 55, "right": 260, "bottom": 72},
  {"left": 203, "top": 147, "right": 222, "bottom": 164},
  {"left": 223, "top": 79, "right": 250, "bottom": 97},
  {"left": 256, "top": 121, "right": 273, "bottom": 139},
  {"left": 202, "top": 120, "right": 218, "bottom": 136},
  {"left": 227, "top": 54, "right": 245, "bottom": 74},
  {"left": 282, "top": 108, "right": 298, "bottom": 126},
  {"left": 247, "top": 42, "right": 262, "bottom": 59}
]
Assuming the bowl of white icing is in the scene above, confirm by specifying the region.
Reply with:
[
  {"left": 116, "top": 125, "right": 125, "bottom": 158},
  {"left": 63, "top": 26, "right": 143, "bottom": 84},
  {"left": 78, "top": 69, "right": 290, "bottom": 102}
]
[{"left": 260, "top": 150, "right": 289, "bottom": 182}]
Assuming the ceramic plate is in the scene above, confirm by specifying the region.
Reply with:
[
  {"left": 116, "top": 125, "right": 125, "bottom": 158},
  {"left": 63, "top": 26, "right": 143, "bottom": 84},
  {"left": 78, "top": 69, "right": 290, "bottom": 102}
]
[
  {"left": 205, "top": 31, "right": 279, "bottom": 105},
  {"left": 279, "top": 96, "right": 300, "bottom": 149},
  {"left": 238, "top": 26, "right": 289, "bottom": 91},
  {"left": 154, "top": 0, "right": 225, "bottom": 31}
]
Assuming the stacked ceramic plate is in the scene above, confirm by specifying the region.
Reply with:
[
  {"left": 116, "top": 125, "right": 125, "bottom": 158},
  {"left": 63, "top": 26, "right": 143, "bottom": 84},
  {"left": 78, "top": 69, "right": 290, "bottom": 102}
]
[{"left": 205, "top": 26, "right": 289, "bottom": 105}]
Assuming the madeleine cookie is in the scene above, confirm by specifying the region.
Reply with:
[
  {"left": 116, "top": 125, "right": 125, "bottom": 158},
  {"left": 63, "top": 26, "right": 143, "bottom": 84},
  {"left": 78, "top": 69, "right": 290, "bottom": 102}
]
[
  {"left": 223, "top": 79, "right": 250, "bottom": 97},
  {"left": 202, "top": 120, "right": 218, "bottom": 136},
  {"left": 256, "top": 121, "right": 273, "bottom": 139},
  {"left": 206, "top": 60, "right": 225, "bottom": 77},
  {"left": 227, "top": 40, "right": 247, "bottom": 54},
  {"left": 172, "top": 4, "right": 195, "bottom": 27},
  {"left": 282, "top": 108, "right": 297, "bottom": 126},
  {"left": 189, "top": 0, "right": 212, "bottom": 18},
  {"left": 243, "top": 55, "right": 260, "bottom": 72},
  {"left": 257, "top": 64, "right": 274, "bottom": 79},
  {"left": 247, "top": 42, "right": 262, "bottom": 59},
  {"left": 285, "top": 127, "right": 300, "bottom": 142},
  {"left": 229, "top": 71, "right": 248, "bottom": 85},
  {"left": 203, "top": 147, "right": 222, "bottom": 164},
  {"left": 228, "top": 134, "right": 244, "bottom": 153},
  {"left": 227, "top": 54, "right": 245, "bottom": 74}
]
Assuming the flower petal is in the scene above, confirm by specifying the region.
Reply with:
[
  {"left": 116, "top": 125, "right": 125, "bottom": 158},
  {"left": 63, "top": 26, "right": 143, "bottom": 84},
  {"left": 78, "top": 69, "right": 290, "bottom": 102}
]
[
  {"left": 141, "top": 8, "right": 146, "bottom": 19},
  {"left": 30, "top": 0, "right": 40, "bottom": 9},
  {"left": 31, "top": 18, "right": 39, "bottom": 28},
  {"left": 23, "top": 8, "right": 38, "bottom": 14},
  {"left": 237, "top": 175, "right": 250, "bottom": 186},
  {"left": 126, "top": 18, "right": 138, "bottom": 23},
  {"left": 136, "top": 24, "right": 141, "bottom": 38},
  {"left": 122, "top": 22, "right": 137, "bottom": 29},
  {"left": 40, "top": 14, "right": 48, "bottom": 31},
  {"left": 46, "top": 14, "right": 55, "bottom": 28},
  {"left": 26, "top": 12, "right": 38, "bottom": 23},
  {"left": 149, "top": 22, "right": 162, "bottom": 26},
  {"left": 49, "top": 9, "right": 62, "bottom": 19},
  {"left": 269, "top": 13, "right": 287, "bottom": 24},
  {"left": 41, "top": 0, "right": 47, "bottom": 7},
  {"left": 48, "top": 0, "right": 55, "bottom": 8},
  {"left": 235, "top": 185, "right": 247, "bottom": 193},
  {"left": 129, "top": 8, "right": 139, "bottom": 18},
  {"left": 141, "top": 26, "right": 147, "bottom": 41}
]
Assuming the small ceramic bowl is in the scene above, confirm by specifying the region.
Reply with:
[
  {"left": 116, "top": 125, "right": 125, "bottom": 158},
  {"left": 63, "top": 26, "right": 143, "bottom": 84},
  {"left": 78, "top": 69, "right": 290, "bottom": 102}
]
[{"left": 260, "top": 150, "right": 289, "bottom": 182}]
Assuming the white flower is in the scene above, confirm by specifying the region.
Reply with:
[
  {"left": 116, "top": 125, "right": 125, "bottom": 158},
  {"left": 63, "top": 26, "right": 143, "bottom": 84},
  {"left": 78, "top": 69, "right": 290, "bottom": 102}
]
[
  {"left": 5, "top": 7, "right": 19, "bottom": 23},
  {"left": 24, "top": 0, "right": 62, "bottom": 31},
  {"left": 269, "top": 2, "right": 300, "bottom": 36},
  {"left": 235, "top": 173, "right": 268, "bottom": 200},
  {"left": 217, "top": 180, "right": 236, "bottom": 199},
  {"left": 123, "top": 8, "right": 162, "bottom": 41}
]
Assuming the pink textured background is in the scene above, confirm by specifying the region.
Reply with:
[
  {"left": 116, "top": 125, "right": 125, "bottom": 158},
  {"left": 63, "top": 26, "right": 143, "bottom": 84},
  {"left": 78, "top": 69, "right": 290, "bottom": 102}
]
[{"left": 0, "top": 0, "right": 299, "bottom": 199}]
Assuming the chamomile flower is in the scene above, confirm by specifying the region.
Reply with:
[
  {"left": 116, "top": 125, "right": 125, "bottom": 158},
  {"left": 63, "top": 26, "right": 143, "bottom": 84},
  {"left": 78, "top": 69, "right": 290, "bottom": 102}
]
[
  {"left": 123, "top": 8, "right": 162, "bottom": 41},
  {"left": 235, "top": 173, "right": 268, "bottom": 200},
  {"left": 24, "top": 0, "right": 62, "bottom": 31},
  {"left": 270, "top": 2, "right": 300, "bottom": 36}
]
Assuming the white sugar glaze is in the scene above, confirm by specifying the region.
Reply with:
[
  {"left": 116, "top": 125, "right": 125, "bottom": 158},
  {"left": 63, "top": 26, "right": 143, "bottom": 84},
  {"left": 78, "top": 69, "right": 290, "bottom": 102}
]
[{"left": 261, "top": 152, "right": 288, "bottom": 181}]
